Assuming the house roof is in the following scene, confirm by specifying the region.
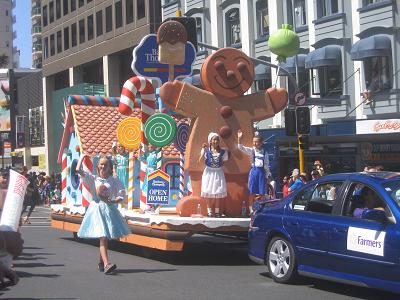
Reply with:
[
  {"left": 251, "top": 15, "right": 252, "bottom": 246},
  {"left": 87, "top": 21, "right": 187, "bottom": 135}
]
[{"left": 58, "top": 100, "right": 189, "bottom": 162}]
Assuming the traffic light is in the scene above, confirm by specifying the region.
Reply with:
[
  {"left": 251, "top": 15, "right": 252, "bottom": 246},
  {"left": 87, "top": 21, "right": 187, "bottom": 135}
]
[
  {"left": 296, "top": 107, "right": 310, "bottom": 135},
  {"left": 298, "top": 135, "right": 309, "bottom": 150},
  {"left": 284, "top": 108, "right": 296, "bottom": 136},
  {"left": 164, "top": 17, "right": 198, "bottom": 51}
]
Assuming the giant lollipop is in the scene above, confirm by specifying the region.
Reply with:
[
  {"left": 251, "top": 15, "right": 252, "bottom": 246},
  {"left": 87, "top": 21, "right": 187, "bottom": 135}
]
[
  {"left": 144, "top": 113, "right": 177, "bottom": 147},
  {"left": 116, "top": 117, "right": 141, "bottom": 150},
  {"left": 174, "top": 123, "right": 189, "bottom": 153}
]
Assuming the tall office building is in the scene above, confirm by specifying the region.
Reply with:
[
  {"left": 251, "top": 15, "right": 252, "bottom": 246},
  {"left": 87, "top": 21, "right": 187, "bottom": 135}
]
[
  {"left": 41, "top": 0, "right": 162, "bottom": 173},
  {"left": 0, "top": 0, "right": 14, "bottom": 69},
  {"left": 32, "top": 0, "right": 42, "bottom": 68}
]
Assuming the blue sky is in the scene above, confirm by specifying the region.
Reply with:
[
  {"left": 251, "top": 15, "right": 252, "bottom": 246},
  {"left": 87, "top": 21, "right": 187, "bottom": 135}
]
[{"left": 14, "top": 1, "right": 32, "bottom": 68}]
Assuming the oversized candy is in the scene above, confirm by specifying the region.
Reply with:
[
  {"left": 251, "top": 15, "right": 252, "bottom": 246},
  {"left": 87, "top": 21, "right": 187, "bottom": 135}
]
[
  {"left": 174, "top": 123, "right": 189, "bottom": 153},
  {"left": 157, "top": 20, "right": 187, "bottom": 65},
  {"left": 144, "top": 113, "right": 177, "bottom": 147},
  {"left": 116, "top": 117, "right": 141, "bottom": 150}
]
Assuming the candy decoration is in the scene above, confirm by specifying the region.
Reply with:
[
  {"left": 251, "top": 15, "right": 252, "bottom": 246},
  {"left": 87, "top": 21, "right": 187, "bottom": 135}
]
[
  {"left": 116, "top": 117, "right": 142, "bottom": 150},
  {"left": 67, "top": 95, "right": 121, "bottom": 107},
  {"left": 81, "top": 156, "right": 93, "bottom": 207},
  {"left": 61, "top": 152, "right": 67, "bottom": 204},
  {"left": 144, "top": 113, "right": 177, "bottom": 147},
  {"left": 174, "top": 123, "right": 189, "bottom": 153},
  {"left": 179, "top": 153, "right": 185, "bottom": 200},
  {"left": 119, "top": 76, "right": 156, "bottom": 210},
  {"left": 127, "top": 151, "right": 135, "bottom": 210}
]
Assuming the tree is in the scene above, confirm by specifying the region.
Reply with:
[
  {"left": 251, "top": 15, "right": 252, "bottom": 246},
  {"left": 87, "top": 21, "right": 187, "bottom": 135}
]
[{"left": 0, "top": 54, "right": 9, "bottom": 68}]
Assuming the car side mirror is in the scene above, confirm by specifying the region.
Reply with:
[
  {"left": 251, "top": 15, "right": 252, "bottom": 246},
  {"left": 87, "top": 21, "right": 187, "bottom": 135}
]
[{"left": 362, "top": 209, "right": 387, "bottom": 222}]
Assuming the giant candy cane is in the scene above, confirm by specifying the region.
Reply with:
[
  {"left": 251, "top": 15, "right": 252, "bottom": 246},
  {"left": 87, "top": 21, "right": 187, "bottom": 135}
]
[
  {"left": 81, "top": 156, "right": 93, "bottom": 207},
  {"left": 119, "top": 76, "right": 155, "bottom": 210},
  {"left": 61, "top": 152, "right": 67, "bottom": 204}
]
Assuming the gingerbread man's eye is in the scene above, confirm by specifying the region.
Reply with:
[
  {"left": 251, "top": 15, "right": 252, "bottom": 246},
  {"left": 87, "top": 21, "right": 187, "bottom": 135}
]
[
  {"left": 237, "top": 61, "right": 247, "bottom": 72},
  {"left": 214, "top": 60, "right": 225, "bottom": 70}
]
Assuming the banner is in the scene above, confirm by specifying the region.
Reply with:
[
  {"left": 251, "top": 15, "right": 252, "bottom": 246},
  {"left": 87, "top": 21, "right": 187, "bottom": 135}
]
[{"left": 0, "top": 170, "right": 29, "bottom": 231}]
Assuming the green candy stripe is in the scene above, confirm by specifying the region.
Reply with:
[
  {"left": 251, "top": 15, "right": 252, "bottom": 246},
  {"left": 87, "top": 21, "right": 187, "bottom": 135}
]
[{"left": 144, "top": 113, "right": 177, "bottom": 147}]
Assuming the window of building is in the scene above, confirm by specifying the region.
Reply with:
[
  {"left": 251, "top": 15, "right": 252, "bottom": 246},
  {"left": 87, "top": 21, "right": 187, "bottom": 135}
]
[
  {"left": 6, "top": 26, "right": 9, "bottom": 32},
  {"left": 71, "top": 23, "right": 77, "bottom": 47},
  {"left": 115, "top": 0, "right": 123, "bottom": 28},
  {"left": 56, "top": 0, "right": 61, "bottom": 19},
  {"left": 50, "top": 34, "right": 55, "bottom": 56},
  {"left": 63, "top": 0, "right": 68, "bottom": 16},
  {"left": 137, "top": 0, "right": 145, "bottom": 20},
  {"left": 363, "top": 0, "right": 386, "bottom": 5},
  {"left": 43, "top": 5, "right": 48, "bottom": 27},
  {"left": 64, "top": 27, "right": 69, "bottom": 50},
  {"left": 311, "top": 66, "right": 342, "bottom": 97},
  {"left": 43, "top": 37, "right": 49, "bottom": 58},
  {"left": 195, "top": 17, "right": 203, "bottom": 50},
  {"left": 49, "top": 1, "right": 54, "bottom": 23},
  {"left": 5, "top": 10, "right": 8, "bottom": 16},
  {"left": 364, "top": 56, "right": 392, "bottom": 92},
  {"left": 96, "top": 10, "right": 103, "bottom": 36},
  {"left": 79, "top": 19, "right": 85, "bottom": 44},
  {"left": 106, "top": 5, "right": 112, "bottom": 32},
  {"left": 6, "top": 42, "right": 9, "bottom": 47},
  {"left": 57, "top": 30, "right": 62, "bottom": 53},
  {"left": 225, "top": 8, "right": 241, "bottom": 46},
  {"left": 317, "top": 0, "right": 339, "bottom": 18},
  {"left": 88, "top": 15, "right": 94, "bottom": 40},
  {"left": 256, "top": 0, "right": 269, "bottom": 37},
  {"left": 87, "top": 0, "right": 92, "bottom": 2},
  {"left": 29, "top": 107, "right": 45, "bottom": 147},
  {"left": 70, "top": 0, "right": 76, "bottom": 12},
  {"left": 79, "top": 0, "right": 84, "bottom": 7},
  {"left": 165, "top": 163, "right": 180, "bottom": 190},
  {"left": 294, "top": 0, "right": 307, "bottom": 27},
  {"left": 126, "top": 0, "right": 134, "bottom": 24}
]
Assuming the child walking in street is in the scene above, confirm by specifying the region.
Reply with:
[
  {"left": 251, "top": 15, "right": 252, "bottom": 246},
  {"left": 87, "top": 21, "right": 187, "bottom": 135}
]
[
  {"left": 76, "top": 155, "right": 130, "bottom": 275},
  {"left": 200, "top": 132, "right": 229, "bottom": 217},
  {"left": 237, "top": 130, "right": 270, "bottom": 215}
]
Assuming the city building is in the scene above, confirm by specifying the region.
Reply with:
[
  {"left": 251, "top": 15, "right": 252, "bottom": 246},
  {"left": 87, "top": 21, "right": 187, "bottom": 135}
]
[
  {"left": 32, "top": 0, "right": 43, "bottom": 68},
  {"left": 162, "top": 0, "right": 400, "bottom": 175},
  {"left": 41, "top": 0, "right": 162, "bottom": 174},
  {"left": 0, "top": 0, "right": 14, "bottom": 69}
]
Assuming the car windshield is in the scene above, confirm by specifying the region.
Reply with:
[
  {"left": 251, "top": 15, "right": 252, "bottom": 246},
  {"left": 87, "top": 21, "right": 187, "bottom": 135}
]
[{"left": 383, "top": 180, "right": 400, "bottom": 209}]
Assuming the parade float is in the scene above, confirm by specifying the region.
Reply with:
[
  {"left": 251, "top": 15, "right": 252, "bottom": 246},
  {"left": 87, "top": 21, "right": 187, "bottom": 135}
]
[{"left": 51, "top": 20, "right": 290, "bottom": 251}]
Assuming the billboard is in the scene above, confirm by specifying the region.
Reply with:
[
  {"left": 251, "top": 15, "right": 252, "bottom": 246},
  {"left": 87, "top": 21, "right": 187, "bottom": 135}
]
[{"left": 0, "top": 75, "right": 11, "bottom": 131}]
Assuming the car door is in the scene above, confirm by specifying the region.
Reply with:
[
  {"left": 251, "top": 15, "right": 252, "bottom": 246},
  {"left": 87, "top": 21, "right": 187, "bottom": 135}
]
[
  {"left": 329, "top": 182, "right": 400, "bottom": 282},
  {"left": 283, "top": 180, "right": 344, "bottom": 270}
]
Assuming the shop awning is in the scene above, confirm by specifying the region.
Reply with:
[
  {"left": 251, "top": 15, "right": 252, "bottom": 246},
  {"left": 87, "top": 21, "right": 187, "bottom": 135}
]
[
  {"left": 182, "top": 74, "right": 202, "bottom": 87},
  {"left": 278, "top": 54, "right": 307, "bottom": 75},
  {"left": 305, "top": 46, "right": 342, "bottom": 69},
  {"left": 350, "top": 35, "right": 391, "bottom": 60},
  {"left": 254, "top": 63, "right": 271, "bottom": 81}
]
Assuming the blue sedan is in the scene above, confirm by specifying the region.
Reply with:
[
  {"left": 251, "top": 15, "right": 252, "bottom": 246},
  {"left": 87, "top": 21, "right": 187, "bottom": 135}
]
[{"left": 248, "top": 172, "right": 400, "bottom": 294}]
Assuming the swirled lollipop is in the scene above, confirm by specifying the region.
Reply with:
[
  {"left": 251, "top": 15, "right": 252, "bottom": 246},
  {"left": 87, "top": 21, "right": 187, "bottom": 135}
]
[
  {"left": 144, "top": 113, "right": 177, "bottom": 147},
  {"left": 116, "top": 117, "right": 141, "bottom": 150},
  {"left": 174, "top": 123, "right": 189, "bottom": 153}
]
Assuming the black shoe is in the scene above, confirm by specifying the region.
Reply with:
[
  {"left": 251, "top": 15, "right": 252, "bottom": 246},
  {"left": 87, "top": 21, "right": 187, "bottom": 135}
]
[{"left": 104, "top": 263, "right": 116, "bottom": 275}]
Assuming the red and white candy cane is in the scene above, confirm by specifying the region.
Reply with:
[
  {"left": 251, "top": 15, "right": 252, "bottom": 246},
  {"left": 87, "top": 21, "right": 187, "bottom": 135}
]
[
  {"left": 81, "top": 156, "right": 93, "bottom": 207},
  {"left": 61, "top": 152, "right": 67, "bottom": 204},
  {"left": 119, "top": 76, "right": 155, "bottom": 210}
]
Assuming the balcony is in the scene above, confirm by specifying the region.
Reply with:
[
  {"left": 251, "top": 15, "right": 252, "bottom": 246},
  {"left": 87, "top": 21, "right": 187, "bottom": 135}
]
[
  {"left": 31, "top": 26, "right": 42, "bottom": 35},
  {"left": 31, "top": 7, "right": 41, "bottom": 18}
]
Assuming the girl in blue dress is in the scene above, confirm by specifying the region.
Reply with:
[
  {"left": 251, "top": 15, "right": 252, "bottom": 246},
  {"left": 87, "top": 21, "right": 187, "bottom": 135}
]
[
  {"left": 76, "top": 155, "right": 130, "bottom": 274},
  {"left": 112, "top": 143, "right": 129, "bottom": 190}
]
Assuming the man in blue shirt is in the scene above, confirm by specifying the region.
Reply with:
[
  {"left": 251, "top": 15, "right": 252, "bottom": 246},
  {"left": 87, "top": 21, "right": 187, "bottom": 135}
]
[{"left": 288, "top": 168, "right": 304, "bottom": 193}]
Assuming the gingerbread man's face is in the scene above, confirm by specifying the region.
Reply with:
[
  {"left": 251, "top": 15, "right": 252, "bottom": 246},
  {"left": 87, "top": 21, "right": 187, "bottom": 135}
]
[{"left": 201, "top": 48, "right": 255, "bottom": 98}]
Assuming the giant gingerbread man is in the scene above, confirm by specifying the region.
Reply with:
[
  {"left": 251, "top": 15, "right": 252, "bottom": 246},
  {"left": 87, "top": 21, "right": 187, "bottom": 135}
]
[{"left": 160, "top": 48, "right": 287, "bottom": 217}]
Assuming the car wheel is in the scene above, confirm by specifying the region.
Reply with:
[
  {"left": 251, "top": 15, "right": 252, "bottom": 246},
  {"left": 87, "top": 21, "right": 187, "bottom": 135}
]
[{"left": 266, "top": 236, "right": 297, "bottom": 283}]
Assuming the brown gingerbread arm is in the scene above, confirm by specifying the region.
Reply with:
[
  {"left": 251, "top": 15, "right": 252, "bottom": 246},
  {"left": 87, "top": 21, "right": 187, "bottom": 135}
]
[
  {"left": 267, "top": 87, "right": 288, "bottom": 114},
  {"left": 159, "top": 81, "right": 184, "bottom": 109}
]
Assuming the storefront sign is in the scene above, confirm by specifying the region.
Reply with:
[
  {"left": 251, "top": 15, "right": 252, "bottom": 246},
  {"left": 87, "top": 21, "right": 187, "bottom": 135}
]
[{"left": 356, "top": 119, "right": 400, "bottom": 135}]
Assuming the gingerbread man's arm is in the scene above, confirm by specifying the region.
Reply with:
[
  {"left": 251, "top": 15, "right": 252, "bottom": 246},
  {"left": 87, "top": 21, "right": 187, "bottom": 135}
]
[{"left": 159, "top": 81, "right": 184, "bottom": 110}]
